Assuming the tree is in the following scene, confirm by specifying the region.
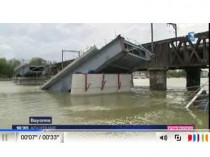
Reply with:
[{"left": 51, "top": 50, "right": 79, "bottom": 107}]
[
  {"left": 7, "top": 59, "right": 21, "bottom": 77},
  {"left": 0, "top": 58, "right": 7, "bottom": 76},
  {"left": 167, "top": 70, "right": 186, "bottom": 78},
  {"left": 29, "top": 57, "right": 47, "bottom": 65},
  {"left": 0, "top": 58, "right": 21, "bottom": 77}
]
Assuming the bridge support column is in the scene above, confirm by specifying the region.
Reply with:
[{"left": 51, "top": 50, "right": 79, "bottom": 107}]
[
  {"left": 185, "top": 68, "right": 201, "bottom": 91},
  {"left": 149, "top": 68, "right": 167, "bottom": 90}
]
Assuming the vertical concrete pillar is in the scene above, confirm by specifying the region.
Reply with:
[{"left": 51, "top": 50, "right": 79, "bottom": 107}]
[
  {"left": 185, "top": 68, "right": 201, "bottom": 91},
  {"left": 149, "top": 68, "right": 167, "bottom": 90}
]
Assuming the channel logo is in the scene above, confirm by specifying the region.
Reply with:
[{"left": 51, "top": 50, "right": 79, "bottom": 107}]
[
  {"left": 188, "top": 32, "right": 195, "bottom": 42},
  {"left": 188, "top": 134, "right": 208, "bottom": 142}
]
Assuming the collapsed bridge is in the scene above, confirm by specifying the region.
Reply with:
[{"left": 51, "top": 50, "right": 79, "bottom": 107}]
[{"left": 41, "top": 35, "right": 152, "bottom": 93}]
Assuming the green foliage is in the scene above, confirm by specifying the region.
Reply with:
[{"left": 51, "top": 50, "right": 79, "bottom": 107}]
[
  {"left": 0, "top": 57, "right": 52, "bottom": 78},
  {"left": 29, "top": 57, "right": 47, "bottom": 65},
  {"left": 0, "top": 58, "right": 21, "bottom": 78},
  {"left": 167, "top": 70, "right": 186, "bottom": 78}
]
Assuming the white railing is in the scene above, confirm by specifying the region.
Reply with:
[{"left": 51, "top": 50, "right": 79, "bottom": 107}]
[{"left": 184, "top": 81, "right": 209, "bottom": 110}]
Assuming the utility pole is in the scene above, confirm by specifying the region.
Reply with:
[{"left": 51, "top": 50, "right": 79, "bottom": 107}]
[
  {"left": 151, "top": 23, "right": 154, "bottom": 53},
  {"left": 62, "top": 50, "right": 64, "bottom": 68},
  {"left": 61, "top": 49, "right": 80, "bottom": 69}
]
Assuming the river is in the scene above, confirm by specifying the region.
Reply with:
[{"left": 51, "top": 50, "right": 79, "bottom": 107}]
[{"left": 0, "top": 78, "right": 209, "bottom": 129}]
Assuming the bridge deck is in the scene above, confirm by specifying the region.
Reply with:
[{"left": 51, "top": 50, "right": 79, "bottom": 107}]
[{"left": 41, "top": 35, "right": 152, "bottom": 91}]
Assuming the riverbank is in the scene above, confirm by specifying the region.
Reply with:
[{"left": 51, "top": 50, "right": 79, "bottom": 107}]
[
  {"left": 13, "top": 76, "right": 46, "bottom": 85},
  {"left": 0, "top": 77, "right": 11, "bottom": 81}
]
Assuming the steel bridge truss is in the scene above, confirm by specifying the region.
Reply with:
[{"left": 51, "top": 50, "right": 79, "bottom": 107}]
[{"left": 169, "top": 32, "right": 209, "bottom": 68}]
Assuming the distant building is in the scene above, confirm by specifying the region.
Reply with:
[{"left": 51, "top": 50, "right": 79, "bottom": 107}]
[
  {"left": 13, "top": 64, "right": 47, "bottom": 85},
  {"left": 13, "top": 64, "right": 46, "bottom": 77}
]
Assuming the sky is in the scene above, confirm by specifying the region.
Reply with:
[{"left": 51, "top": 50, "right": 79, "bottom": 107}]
[{"left": 0, "top": 23, "right": 208, "bottom": 63}]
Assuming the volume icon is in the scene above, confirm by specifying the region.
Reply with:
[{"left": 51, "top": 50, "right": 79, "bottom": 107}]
[{"left": 160, "top": 135, "right": 168, "bottom": 141}]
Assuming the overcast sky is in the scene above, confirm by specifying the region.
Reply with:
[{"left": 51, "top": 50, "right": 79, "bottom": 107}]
[{"left": 0, "top": 23, "right": 208, "bottom": 62}]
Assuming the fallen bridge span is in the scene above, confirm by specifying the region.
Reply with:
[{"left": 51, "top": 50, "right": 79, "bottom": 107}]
[{"left": 41, "top": 35, "right": 152, "bottom": 92}]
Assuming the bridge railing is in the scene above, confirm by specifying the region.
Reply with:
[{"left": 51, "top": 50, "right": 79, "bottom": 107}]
[
  {"left": 45, "top": 60, "right": 74, "bottom": 79},
  {"left": 142, "top": 31, "right": 209, "bottom": 70}
]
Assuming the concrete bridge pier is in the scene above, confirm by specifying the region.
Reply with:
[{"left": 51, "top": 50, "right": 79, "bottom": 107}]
[
  {"left": 149, "top": 68, "right": 167, "bottom": 90},
  {"left": 185, "top": 68, "right": 201, "bottom": 91}
]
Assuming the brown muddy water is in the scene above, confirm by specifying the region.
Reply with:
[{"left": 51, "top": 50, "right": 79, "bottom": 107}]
[{"left": 0, "top": 78, "right": 208, "bottom": 129}]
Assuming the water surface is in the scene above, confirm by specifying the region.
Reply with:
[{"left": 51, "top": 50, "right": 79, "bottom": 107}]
[{"left": 0, "top": 78, "right": 208, "bottom": 129}]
